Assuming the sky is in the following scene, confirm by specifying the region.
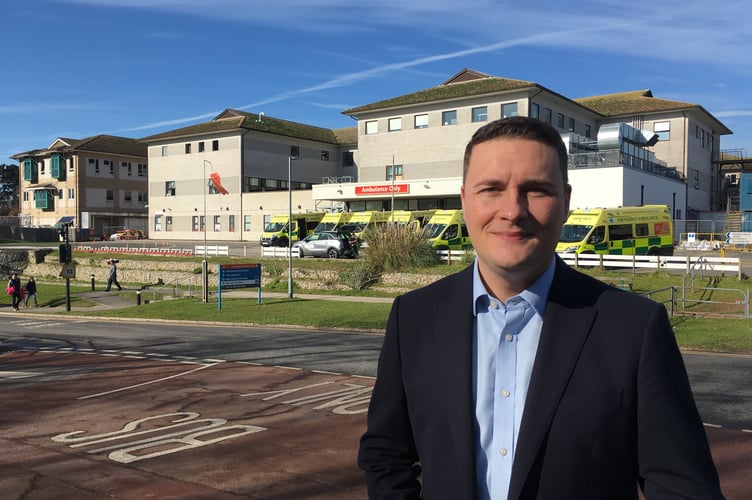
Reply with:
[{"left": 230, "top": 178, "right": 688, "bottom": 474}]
[{"left": 2, "top": 0, "right": 751, "bottom": 164}]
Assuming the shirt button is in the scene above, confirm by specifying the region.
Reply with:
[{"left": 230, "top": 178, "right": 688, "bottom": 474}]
[
  {"left": 505, "top": 334, "right": 513, "bottom": 342},
  {"left": 501, "top": 389, "right": 510, "bottom": 398},
  {"left": 500, "top": 448, "right": 508, "bottom": 456}
]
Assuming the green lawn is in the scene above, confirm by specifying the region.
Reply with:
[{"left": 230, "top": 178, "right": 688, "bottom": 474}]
[{"left": 17, "top": 266, "right": 752, "bottom": 354}]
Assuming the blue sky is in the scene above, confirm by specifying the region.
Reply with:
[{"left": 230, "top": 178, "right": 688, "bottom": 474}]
[{"left": 2, "top": 0, "right": 751, "bottom": 163}]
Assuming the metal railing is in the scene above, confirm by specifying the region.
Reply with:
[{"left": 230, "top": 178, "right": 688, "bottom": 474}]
[{"left": 151, "top": 275, "right": 197, "bottom": 301}]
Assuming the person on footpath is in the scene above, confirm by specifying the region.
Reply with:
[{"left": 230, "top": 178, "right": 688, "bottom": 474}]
[
  {"left": 105, "top": 259, "right": 122, "bottom": 291},
  {"left": 7, "top": 272, "right": 22, "bottom": 311},
  {"left": 24, "top": 276, "right": 38, "bottom": 308},
  {"left": 358, "top": 116, "right": 724, "bottom": 500}
]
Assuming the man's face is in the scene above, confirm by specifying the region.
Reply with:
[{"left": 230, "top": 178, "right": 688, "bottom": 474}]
[{"left": 461, "top": 138, "right": 570, "bottom": 298}]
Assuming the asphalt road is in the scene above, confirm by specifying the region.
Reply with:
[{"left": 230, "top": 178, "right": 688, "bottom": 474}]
[{"left": 1, "top": 315, "right": 750, "bottom": 431}]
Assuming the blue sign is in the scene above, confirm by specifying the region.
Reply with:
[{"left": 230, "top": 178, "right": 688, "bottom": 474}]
[
  {"left": 219, "top": 263, "right": 261, "bottom": 290},
  {"left": 217, "top": 263, "right": 262, "bottom": 309}
]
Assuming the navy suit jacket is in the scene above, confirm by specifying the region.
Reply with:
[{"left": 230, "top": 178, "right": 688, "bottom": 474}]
[{"left": 358, "top": 259, "right": 724, "bottom": 499}]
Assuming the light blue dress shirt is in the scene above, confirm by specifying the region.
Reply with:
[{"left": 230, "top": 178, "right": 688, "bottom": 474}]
[{"left": 472, "top": 257, "right": 555, "bottom": 500}]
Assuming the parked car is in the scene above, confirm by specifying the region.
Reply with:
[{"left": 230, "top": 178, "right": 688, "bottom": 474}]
[
  {"left": 292, "top": 231, "right": 357, "bottom": 259},
  {"left": 110, "top": 229, "right": 145, "bottom": 241}
]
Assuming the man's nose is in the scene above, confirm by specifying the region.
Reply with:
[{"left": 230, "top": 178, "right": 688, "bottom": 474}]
[{"left": 496, "top": 189, "right": 528, "bottom": 221}]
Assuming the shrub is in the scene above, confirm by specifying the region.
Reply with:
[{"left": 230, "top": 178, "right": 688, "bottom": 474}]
[
  {"left": 363, "top": 224, "right": 439, "bottom": 272},
  {"left": 340, "top": 261, "right": 382, "bottom": 291}
]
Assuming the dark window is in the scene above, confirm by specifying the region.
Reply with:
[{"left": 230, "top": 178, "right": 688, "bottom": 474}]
[
  {"left": 635, "top": 224, "right": 649, "bottom": 237},
  {"left": 290, "top": 145, "right": 300, "bottom": 157},
  {"left": 198, "top": 142, "right": 205, "bottom": 152},
  {"left": 185, "top": 143, "right": 191, "bottom": 154},
  {"left": 212, "top": 140, "right": 219, "bottom": 151},
  {"left": 343, "top": 152, "right": 354, "bottom": 167},
  {"left": 609, "top": 224, "right": 633, "bottom": 240}
]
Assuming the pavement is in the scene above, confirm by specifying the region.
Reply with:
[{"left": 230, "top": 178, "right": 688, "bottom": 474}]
[{"left": 3, "top": 287, "right": 395, "bottom": 316}]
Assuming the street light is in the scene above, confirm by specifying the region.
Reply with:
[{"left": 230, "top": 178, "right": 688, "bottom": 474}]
[
  {"left": 202, "top": 159, "right": 211, "bottom": 303},
  {"left": 288, "top": 155, "right": 299, "bottom": 299}
]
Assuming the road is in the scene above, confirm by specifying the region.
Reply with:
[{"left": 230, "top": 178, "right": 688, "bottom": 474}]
[
  {"left": 1, "top": 315, "right": 750, "bottom": 429},
  {"left": 1, "top": 316, "right": 750, "bottom": 498}
]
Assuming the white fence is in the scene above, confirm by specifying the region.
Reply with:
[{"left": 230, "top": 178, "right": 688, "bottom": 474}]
[
  {"left": 557, "top": 253, "right": 742, "bottom": 278},
  {"left": 261, "top": 247, "right": 300, "bottom": 258},
  {"left": 195, "top": 245, "right": 230, "bottom": 257}
]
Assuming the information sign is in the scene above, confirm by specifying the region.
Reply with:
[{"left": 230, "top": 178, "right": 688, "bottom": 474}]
[
  {"left": 217, "top": 263, "right": 262, "bottom": 310},
  {"left": 726, "top": 232, "right": 752, "bottom": 245}
]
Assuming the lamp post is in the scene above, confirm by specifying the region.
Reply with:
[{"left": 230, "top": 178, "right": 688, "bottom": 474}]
[
  {"left": 202, "top": 159, "right": 211, "bottom": 303},
  {"left": 288, "top": 155, "right": 299, "bottom": 299}
]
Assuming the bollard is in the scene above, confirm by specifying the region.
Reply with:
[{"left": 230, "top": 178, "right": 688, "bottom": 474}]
[
  {"left": 136, "top": 290, "right": 141, "bottom": 306},
  {"left": 90, "top": 274, "right": 95, "bottom": 291}
]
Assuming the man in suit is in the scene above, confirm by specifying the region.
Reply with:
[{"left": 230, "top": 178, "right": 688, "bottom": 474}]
[{"left": 358, "top": 116, "right": 724, "bottom": 499}]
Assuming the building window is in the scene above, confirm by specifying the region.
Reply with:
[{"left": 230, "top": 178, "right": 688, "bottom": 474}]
[
  {"left": 50, "top": 154, "right": 64, "bottom": 179},
  {"left": 342, "top": 152, "right": 355, "bottom": 167},
  {"left": 386, "top": 164, "right": 403, "bottom": 181},
  {"left": 161, "top": 146, "right": 168, "bottom": 157},
  {"left": 23, "top": 158, "right": 37, "bottom": 182},
  {"left": 200, "top": 215, "right": 206, "bottom": 232},
  {"left": 23, "top": 192, "right": 29, "bottom": 202},
  {"left": 106, "top": 190, "right": 114, "bottom": 202},
  {"left": 138, "top": 191, "right": 147, "bottom": 202},
  {"left": 414, "top": 114, "right": 428, "bottom": 129},
  {"left": 365, "top": 120, "right": 378, "bottom": 134},
  {"left": 442, "top": 110, "right": 457, "bottom": 126},
  {"left": 165, "top": 180, "right": 176, "bottom": 197},
  {"left": 185, "top": 143, "right": 192, "bottom": 154},
  {"left": 244, "top": 214, "right": 251, "bottom": 231},
  {"left": 568, "top": 117, "right": 575, "bottom": 131},
  {"left": 212, "top": 140, "right": 219, "bottom": 151},
  {"left": 192, "top": 216, "right": 199, "bottom": 231},
  {"left": 198, "top": 141, "right": 205, "bottom": 152},
  {"left": 585, "top": 124, "right": 592, "bottom": 138},
  {"left": 229, "top": 214, "right": 235, "bottom": 232},
  {"left": 124, "top": 191, "right": 132, "bottom": 202},
  {"left": 321, "top": 150, "right": 330, "bottom": 161},
  {"left": 531, "top": 103, "right": 540, "bottom": 119},
  {"left": 556, "top": 113, "right": 565, "bottom": 128},
  {"left": 472, "top": 106, "right": 488, "bottom": 123},
  {"left": 154, "top": 214, "right": 162, "bottom": 232},
  {"left": 290, "top": 145, "right": 300, "bottom": 157},
  {"left": 654, "top": 121, "right": 670, "bottom": 141},
  {"left": 501, "top": 102, "right": 518, "bottom": 119},
  {"left": 58, "top": 189, "right": 63, "bottom": 200},
  {"left": 68, "top": 188, "right": 74, "bottom": 199},
  {"left": 68, "top": 158, "right": 75, "bottom": 172},
  {"left": 138, "top": 163, "right": 147, "bottom": 177},
  {"left": 388, "top": 117, "right": 402, "bottom": 132},
  {"left": 166, "top": 216, "right": 173, "bottom": 232},
  {"left": 213, "top": 215, "right": 221, "bottom": 232},
  {"left": 543, "top": 108, "right": 552, "bottom": 124}
]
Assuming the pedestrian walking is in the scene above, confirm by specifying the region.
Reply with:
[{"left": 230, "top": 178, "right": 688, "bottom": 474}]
[
  {"left": 105, "top": 259, "right": 122, "bottom": 291},
  {"left": 7, "top": 272, "right": 22, "bottom": 311},
  {"left": 24, "top": 276, "right": 38, "bottom": 307}
]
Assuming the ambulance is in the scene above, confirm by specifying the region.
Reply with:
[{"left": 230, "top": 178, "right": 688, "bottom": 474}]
[
  {"left": 557, "top": 205, "right": 674, "bottom": 255},
  {"left": 339, "top": 211, "right": 392, "bottom": 240},
  {"left": 388, "top": 209, "right": 437, "bottom": 231},
  {"left": 259, "top": 212, "right": 325, "bottom": 247},
  {"left": 313, "top": 212, "right": 353, "bottom": 233},
  {"left": 423, "top": 209, "right": 473, "bottom": 250}
]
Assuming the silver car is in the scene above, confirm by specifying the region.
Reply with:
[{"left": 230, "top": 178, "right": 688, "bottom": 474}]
[{"left": 292, "top": 231, "right": 357, "bottom": 259}]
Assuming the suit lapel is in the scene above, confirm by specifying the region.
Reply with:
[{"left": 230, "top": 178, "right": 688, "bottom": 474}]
[
  {"left": 431, "top": 267, "right": 477, "bottom": 490},
  {"left": 508, "top": 261, "right": 599, "bottom": 500}
]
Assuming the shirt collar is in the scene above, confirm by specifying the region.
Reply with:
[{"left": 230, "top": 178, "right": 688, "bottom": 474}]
[{"left": 472, "top": 257, "right": 555, "bottom": 318}]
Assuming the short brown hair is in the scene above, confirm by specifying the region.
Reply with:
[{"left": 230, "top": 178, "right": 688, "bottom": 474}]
[{"left": 463, "top": 116, "right": 569, "bottom": 184}]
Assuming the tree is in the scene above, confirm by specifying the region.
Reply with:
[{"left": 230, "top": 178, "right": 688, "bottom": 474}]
[{"left": 0, "top": 164, "right": 19, "bottom": 216}]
